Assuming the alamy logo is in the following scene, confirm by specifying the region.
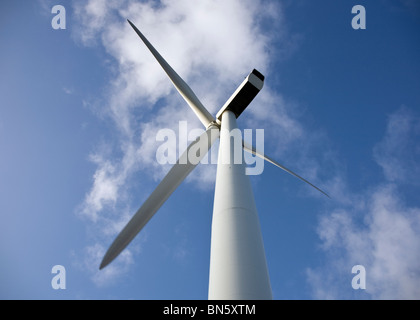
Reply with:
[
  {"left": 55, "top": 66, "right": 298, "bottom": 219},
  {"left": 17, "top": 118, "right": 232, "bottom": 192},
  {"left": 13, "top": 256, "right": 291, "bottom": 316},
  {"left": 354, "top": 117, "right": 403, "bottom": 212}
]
[
  {"left": 51, "top": 265, "right": 66, "bottom": 290},
  {"left": 351, "top": 265, "right": 366, "bottom": 290},
  {"left": 351, "top": 5, "right": 366, "bottom": 30},
  {"left": 51, "top": 5, "right": 66, "bottom": 30},
  {"left": 156, "top": 121, "right": 265, "bottom": 175}
]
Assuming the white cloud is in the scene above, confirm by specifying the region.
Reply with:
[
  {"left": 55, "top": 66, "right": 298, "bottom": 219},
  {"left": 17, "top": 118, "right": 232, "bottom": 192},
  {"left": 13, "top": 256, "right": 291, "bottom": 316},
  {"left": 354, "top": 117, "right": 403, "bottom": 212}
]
[
  {"left": 310, "top": 185, "right": 420, "bottom": 299},
  {"left": 73, "top": 243, "right": 135, "bottom": 287},
  {"left": 307, "top": 107, "right": 420, "bottom": 300},
  {"left": 368, "top": 186, "right": 420, "bottom": 299},
  {"left": 373, "top": 106, "right": 420, "bottom": 185},
  {"left": 62, "top": 87, "right": 74, "bottom": 95}
]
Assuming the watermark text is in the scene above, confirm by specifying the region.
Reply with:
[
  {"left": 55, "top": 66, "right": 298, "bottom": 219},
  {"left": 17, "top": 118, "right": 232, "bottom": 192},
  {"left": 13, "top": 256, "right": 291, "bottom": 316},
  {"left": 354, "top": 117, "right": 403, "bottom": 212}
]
[{"left": 155, "top": 121, "right": 265, "bottom": 175}]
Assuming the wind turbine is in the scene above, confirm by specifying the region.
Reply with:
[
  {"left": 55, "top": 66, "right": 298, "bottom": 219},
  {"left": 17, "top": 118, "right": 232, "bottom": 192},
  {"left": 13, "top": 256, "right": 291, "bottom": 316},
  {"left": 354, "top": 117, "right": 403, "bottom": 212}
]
[{"left": 99, "top": 19, "right": 329, "bottom": 300}]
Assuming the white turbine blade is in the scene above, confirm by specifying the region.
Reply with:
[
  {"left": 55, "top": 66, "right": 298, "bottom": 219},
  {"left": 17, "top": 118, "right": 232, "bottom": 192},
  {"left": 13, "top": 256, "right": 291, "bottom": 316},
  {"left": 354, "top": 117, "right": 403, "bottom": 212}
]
[
  {"left": 243, "top": 140, "right": 330, "bottom": 198},
  {"left": 100, "top": 126, "right": 220, "bottom": 269},
  {"left": 127, "top": 19, "right": 215, "bottom": 128}
]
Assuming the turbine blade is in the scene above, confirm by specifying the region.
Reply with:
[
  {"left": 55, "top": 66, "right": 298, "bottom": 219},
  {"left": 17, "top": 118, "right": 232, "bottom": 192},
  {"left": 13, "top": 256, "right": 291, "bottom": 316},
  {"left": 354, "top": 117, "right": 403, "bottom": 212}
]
[
  {"left": 100, "top": 126, "right": 220, "bottom": 269},
  {"left": 243, "top": 140, "right": 330, "bottom": 198},
  {"left": 127, "top": 19, "right": 215, "bottom": 128}
]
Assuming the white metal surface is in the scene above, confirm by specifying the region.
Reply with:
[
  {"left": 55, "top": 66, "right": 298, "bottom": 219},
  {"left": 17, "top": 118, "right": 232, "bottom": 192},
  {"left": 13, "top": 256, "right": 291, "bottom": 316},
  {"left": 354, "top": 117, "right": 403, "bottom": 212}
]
[{"left": 208, "top": 110, "right": 272, "bottom": 300}]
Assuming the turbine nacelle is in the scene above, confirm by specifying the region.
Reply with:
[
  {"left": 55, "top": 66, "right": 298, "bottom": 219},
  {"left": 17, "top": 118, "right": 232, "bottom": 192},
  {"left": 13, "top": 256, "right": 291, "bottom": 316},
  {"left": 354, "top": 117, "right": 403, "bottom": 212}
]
[{"left": 216, "top": 69, "right": 264, "bottom": 122}]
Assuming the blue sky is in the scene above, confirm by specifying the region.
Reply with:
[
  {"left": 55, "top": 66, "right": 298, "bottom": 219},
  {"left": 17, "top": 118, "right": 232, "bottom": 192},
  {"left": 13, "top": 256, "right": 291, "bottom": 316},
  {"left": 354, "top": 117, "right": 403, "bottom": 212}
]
[{"left": 1, "top": 0, "right": 419, "bottom": 300}]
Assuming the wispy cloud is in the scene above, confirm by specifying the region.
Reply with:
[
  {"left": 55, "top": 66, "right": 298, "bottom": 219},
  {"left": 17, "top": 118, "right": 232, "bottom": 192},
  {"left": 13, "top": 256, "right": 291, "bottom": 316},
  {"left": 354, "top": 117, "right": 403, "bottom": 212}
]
[
  {"left": 307, "top": 106, "right": 420, "bottom": 300},
  {"left": 62, "top": 86, "right": 74, "bottom": 95},
  {"left": 373, "top": 106, "right": 420, "bottom": 186},
  {"left": 72, "top": 243, "right": 136, "bottom": 287}
]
